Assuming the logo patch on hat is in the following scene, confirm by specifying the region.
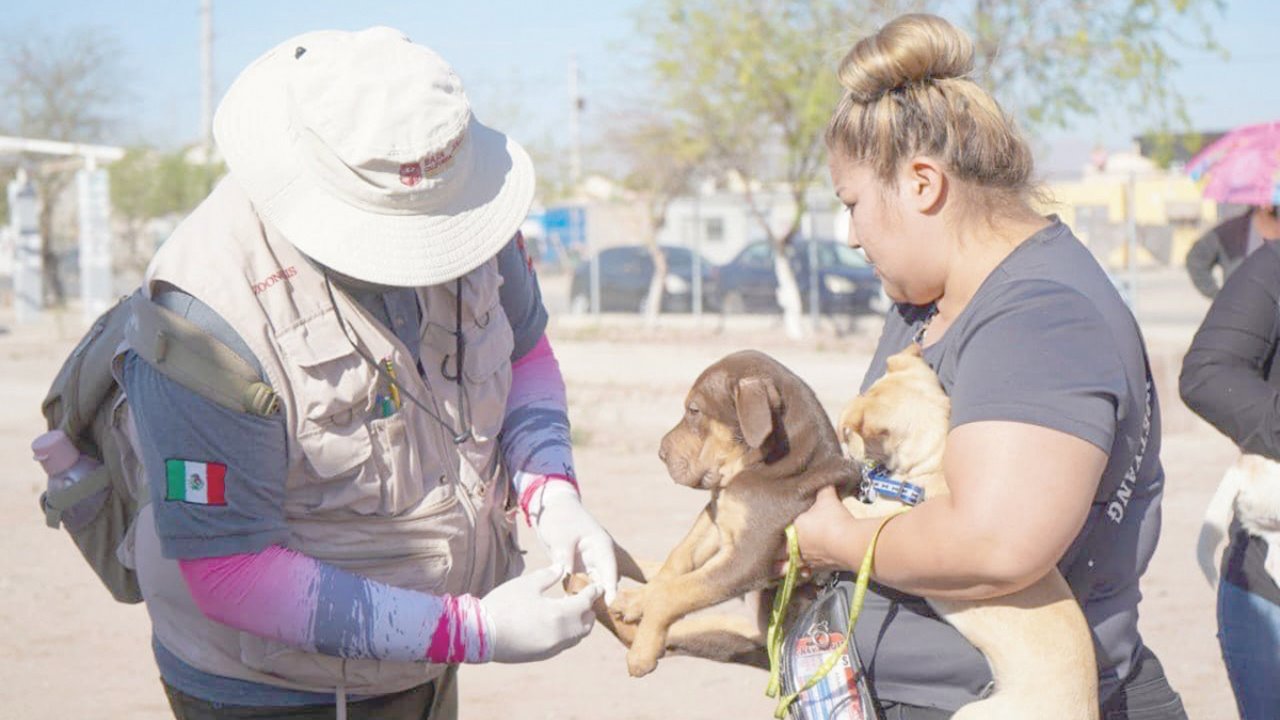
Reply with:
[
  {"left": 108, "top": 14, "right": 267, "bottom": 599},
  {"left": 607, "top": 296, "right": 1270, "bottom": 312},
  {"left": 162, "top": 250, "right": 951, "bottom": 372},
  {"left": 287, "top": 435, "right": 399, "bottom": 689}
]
[
  {"left": 421, "top": 133, "right": 465, "bottom": 178},
  {"left": 399, "top": 163, "right": 423, "bottom": 187}
]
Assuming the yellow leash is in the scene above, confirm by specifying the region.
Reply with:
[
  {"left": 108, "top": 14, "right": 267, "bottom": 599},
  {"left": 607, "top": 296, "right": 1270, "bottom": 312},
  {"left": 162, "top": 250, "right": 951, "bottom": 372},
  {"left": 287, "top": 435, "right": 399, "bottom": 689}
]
[{"left": 766, "top": 509, "right": 907, "bottom": 719}]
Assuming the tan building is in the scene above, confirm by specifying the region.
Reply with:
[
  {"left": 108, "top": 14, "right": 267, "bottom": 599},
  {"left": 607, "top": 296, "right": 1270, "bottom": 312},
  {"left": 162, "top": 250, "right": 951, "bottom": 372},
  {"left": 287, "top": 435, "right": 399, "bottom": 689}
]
[{"left": 1039, "top": 147, "right": 1220, "bottom": 269}]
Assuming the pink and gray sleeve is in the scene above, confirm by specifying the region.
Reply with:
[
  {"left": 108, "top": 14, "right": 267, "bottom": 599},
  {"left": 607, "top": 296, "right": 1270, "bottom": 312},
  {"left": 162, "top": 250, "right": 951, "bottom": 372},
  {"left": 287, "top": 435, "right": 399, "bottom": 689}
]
[
  {"left": 502, "top": 334, "right": 580, "bottom": 520},
  {"left": 179, "top": 546, "right": 490, "bottom": 663}
]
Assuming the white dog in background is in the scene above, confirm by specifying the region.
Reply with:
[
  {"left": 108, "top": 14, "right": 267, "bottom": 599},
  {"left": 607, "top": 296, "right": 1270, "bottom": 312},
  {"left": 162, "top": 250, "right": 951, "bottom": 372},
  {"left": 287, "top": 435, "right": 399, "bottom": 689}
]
[{"left": 1198, "top": 454, "right": 1280, "bottom": 587}]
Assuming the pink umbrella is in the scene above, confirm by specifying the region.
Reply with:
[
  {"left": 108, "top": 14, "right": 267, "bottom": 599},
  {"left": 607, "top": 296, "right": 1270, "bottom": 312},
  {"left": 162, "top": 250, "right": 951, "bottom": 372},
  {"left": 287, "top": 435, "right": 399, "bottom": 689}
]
[{"left": 1186, "top": 121, "right": 1280, "bottom": 206}]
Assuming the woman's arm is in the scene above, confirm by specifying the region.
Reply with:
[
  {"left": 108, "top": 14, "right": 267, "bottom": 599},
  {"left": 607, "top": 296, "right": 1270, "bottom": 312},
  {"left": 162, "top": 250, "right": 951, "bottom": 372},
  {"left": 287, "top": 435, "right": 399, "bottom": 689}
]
[
  {"left": 797, "top": 420, "right": 1104, "bottom": 599},
  {"left": 1180, "top": 243, "right": 1280, "bottom": 457},
  {"left": 798, "top": 279, "right": 1122, "bottom": 599}
]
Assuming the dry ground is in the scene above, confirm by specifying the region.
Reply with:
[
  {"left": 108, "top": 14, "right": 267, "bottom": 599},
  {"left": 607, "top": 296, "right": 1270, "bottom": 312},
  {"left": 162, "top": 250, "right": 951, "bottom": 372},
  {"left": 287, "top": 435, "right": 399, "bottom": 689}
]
[{"left": 0, "top": 268, "right": 1236, "bottom": 718}]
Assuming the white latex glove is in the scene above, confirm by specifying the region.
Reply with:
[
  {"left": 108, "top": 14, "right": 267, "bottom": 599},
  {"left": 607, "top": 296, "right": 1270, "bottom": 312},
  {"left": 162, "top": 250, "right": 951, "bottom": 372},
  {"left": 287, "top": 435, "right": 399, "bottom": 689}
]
[
  {"left": 479, "top": 565, "right": 601, "bottom": 663},
  {"left": 531, "top": 482, "right": 619, "bottom": 605}
]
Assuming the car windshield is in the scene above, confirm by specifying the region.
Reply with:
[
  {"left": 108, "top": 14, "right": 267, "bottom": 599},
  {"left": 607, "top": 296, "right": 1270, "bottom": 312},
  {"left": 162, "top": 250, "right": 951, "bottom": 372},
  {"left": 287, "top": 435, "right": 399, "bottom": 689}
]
[
  {"left": 662, "top": 247, "right": 710, "bottom": 271},
  {"left": 784, "top": 242, "right": 869, "bottom": 269}
]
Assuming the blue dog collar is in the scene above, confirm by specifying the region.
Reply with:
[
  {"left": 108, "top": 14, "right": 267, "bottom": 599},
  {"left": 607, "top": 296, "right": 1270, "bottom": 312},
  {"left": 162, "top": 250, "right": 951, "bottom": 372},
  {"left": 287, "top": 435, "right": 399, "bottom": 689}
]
[{"left": 861, "top": 462, "right": 926, "bottom": 506}]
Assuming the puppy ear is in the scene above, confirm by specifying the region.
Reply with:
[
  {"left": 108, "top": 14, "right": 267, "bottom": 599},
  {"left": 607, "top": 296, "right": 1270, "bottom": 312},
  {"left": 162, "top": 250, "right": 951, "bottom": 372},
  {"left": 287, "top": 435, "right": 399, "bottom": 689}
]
[
  {"left": 844, "top": 428, "right": 867, "bottom": 462},
  {"left": 736, "top": 376, "right": 780, "bottom": 449},
  {"left": 839, "top": 398, "right": 866, "bottom": 441}
]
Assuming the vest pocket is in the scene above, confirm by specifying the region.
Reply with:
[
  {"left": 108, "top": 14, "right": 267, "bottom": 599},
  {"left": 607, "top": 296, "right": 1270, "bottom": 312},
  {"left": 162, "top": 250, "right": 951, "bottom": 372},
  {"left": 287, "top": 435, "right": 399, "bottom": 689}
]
[
  {"left": 368, "top": 412, "right": 430, "bottom": 515},
  {"left": 421, "top": 297, "right": 513, "bottom": 448},
  {"left": 461, "top": 315, "right": 514, "bottom": 444},
  {"left": 280, "top": 311, "right": 433, "bottom": 516},
  {"left": 297, "top": 413, "right": 372, "bottom": 479}
]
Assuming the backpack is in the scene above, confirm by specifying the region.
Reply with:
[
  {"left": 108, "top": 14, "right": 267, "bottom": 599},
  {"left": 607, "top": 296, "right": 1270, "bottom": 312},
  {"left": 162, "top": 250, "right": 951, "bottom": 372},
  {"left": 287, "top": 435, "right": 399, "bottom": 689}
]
[{"left": 39, "top": 291, "right": 279, "bottom": 603}]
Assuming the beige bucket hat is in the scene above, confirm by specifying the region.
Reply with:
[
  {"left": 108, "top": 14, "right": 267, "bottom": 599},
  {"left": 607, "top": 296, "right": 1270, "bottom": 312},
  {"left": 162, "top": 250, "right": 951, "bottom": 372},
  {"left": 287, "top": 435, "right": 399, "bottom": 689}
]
[{"left": 213, "top": 26, "right": 535, "bottom": 287}]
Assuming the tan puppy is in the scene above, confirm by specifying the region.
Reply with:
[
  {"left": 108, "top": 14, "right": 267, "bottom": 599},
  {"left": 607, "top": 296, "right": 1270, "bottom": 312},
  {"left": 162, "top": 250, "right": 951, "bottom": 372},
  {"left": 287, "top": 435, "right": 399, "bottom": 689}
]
[
  {"left": 1198, "top": 454, "right": 1280, "bottom": 587},
  {"left": 609, "top": 349, "right": 859, "bottom": 677},
  {"left": 839, "top": 344, "right": 1099, "bottom": 720}
]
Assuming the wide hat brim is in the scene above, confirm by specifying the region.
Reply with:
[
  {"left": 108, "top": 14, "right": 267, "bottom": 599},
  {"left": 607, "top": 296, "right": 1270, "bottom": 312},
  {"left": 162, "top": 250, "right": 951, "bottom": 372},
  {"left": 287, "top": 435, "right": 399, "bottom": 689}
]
[{"left": 213, "top": 38, "right": 535, "bottom": 288}]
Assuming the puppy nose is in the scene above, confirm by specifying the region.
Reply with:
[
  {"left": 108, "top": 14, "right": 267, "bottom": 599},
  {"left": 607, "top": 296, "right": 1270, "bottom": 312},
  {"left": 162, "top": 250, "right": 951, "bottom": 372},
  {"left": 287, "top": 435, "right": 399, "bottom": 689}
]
[{"left": 658, "top": 443, "right": 668, "bottom": 463}]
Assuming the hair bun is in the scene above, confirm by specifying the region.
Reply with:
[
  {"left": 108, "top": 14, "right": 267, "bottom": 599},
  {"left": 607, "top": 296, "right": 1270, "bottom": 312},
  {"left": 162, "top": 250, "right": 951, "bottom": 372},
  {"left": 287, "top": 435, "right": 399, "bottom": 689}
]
[{"left": 837, "top": 14, "right": 975, "bottom": 102}]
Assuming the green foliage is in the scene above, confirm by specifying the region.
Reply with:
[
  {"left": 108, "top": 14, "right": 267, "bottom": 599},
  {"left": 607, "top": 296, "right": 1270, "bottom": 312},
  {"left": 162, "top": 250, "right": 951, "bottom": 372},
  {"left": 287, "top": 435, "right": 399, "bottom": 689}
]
[
  {"left": 638, "top": 0, "right": 1223, "bottom": 201},
  {"left": 109, "top": 148, "right": 224, "bottom": 225},
  {"left": 107, "top": 148, "right": 223, "bottom": 272},
  {"left": 610, "top": 112, "right": 708, "bottom": 223},
  {"left": 639, "top": 0, "right": 887, "bottom": 244},
  {"left": 959, "top": 0, "right": 1224, "bottom": 135}
]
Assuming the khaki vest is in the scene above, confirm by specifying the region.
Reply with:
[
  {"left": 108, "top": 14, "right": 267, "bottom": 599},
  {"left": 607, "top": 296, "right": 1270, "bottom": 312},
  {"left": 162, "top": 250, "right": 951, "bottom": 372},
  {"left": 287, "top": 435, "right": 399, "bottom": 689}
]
[{"left": 123, "top": 177, "right": 522, "bottom": 696}]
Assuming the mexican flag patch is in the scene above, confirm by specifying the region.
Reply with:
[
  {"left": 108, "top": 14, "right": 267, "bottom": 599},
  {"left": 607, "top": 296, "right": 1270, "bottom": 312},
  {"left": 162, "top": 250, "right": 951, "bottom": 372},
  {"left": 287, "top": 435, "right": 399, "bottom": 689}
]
[{"left": 165, "top": 459, "right": 227, "bottom": 505}]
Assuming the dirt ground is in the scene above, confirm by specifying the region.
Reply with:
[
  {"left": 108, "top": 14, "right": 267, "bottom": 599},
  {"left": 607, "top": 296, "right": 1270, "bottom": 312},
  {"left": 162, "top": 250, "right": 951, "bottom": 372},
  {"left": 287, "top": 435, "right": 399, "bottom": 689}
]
[{"left": 0, "top": 268, "right": 1238, "bottom": 719}]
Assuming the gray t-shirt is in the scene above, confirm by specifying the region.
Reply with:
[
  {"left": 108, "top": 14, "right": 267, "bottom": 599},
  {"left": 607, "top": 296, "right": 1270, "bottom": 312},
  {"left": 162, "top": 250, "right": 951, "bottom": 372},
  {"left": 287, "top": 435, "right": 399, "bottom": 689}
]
[{"left": 854, "top": 220, "right": 1163, "bottom": 710}]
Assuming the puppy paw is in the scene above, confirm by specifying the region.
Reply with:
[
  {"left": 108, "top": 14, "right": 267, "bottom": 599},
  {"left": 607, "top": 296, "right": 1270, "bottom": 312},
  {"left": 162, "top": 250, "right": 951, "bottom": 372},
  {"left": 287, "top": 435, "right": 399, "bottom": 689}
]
[
  {"left": 626, "top": 645, "right": 660, "bottom": 677},
  {"left": 611, "top": 586, "right": 648, "bottom": 623},
  {"left": 563, "top": 571, "right": 594, "bottom": 596}
]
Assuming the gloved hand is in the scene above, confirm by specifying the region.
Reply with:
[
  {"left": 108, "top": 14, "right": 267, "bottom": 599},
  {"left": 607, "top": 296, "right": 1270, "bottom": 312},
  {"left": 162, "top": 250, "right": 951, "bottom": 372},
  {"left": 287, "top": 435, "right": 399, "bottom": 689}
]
[
  {"left": 531, "top": 481, "right": 619, "bottom": 605},
  {"left": 479, "top": 565, "right": 601, "bottom": 663}
]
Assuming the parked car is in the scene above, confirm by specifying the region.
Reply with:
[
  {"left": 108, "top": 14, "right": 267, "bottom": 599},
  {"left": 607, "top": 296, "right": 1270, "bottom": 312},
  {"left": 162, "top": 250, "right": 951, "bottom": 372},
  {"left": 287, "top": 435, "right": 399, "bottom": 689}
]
[
  {"left": 569, "top": 245, "right": 720, "bottom": 313},
  {"left": 717, "top": 240, "right": 885, "bottom": 315}
]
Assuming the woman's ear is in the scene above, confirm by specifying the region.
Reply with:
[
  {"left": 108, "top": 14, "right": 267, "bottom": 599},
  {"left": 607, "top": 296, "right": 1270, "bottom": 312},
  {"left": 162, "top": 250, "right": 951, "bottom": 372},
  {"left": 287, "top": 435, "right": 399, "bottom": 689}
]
[{"left": 902, "top": 157, "right": 946, "bottom": 215}]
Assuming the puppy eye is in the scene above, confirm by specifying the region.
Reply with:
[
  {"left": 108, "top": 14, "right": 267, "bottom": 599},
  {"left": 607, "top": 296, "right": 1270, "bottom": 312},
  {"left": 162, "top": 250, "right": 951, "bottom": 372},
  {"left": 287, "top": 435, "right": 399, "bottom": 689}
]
[{"left": 686, "top": 405, "right": 700, "bottom": 417}]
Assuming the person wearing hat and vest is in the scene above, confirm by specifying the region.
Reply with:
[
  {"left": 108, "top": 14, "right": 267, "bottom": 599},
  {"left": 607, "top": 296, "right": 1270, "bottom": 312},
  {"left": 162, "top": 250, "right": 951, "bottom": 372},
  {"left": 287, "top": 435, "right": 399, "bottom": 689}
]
[{"left": 117, "top": 28, "right": 618, "bottom": 719}]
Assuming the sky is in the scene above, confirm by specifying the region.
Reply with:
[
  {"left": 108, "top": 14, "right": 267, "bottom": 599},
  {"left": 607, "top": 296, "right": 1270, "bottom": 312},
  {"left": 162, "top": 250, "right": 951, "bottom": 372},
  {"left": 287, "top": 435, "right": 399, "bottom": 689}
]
[{"left": 4, "top": 0, "right": 1279, "bottom": 179}]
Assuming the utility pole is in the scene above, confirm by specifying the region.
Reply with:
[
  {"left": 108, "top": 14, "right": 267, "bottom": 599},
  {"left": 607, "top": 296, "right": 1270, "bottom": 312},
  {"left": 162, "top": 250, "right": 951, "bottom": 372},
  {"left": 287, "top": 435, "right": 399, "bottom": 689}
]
[
  {"left": 567, "top": 55, "right": 583, "bottom": 197},
  {"left": 568, "top": 55, "right": 597, "bottom": 315},
  {"left": 200, "top": 0, "right": 214, "bottom": 161},
  {"left": 1125, "top": 171, "right": 1139, "bottom": 313}
]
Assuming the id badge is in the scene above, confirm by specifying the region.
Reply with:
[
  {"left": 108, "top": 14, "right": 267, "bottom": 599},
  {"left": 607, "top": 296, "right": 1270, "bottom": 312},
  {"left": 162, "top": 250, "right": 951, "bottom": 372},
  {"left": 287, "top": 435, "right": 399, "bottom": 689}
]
[{"left": 781, "top": 581, "right": 879, "bottom": 720}]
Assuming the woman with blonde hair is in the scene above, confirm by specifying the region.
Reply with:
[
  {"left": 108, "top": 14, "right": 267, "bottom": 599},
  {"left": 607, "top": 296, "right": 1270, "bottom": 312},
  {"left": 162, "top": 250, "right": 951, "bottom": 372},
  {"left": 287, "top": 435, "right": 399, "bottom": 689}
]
[{"left": 793, "top": 14, "right": 1187, "bottom": 719}]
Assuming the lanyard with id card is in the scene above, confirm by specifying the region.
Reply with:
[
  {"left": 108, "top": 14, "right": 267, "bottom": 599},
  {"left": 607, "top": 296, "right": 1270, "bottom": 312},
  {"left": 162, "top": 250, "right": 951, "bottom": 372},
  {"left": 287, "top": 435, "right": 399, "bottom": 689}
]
[
  {"left": 770, "top": 512, "right": 904, "bottom": 720},
  {"left": 780, "top": 577, "right": 880, "bottom": 720}
]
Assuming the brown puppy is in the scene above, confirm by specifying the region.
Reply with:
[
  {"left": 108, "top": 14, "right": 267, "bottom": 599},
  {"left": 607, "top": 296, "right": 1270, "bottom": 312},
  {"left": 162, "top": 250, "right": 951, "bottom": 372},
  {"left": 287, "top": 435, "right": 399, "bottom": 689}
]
[
  {"left": 839, "top": 344, "right": 1099, "bottom": 720},
  {"left": 609, "top": 349, "right": 858, "bottom": 677}
]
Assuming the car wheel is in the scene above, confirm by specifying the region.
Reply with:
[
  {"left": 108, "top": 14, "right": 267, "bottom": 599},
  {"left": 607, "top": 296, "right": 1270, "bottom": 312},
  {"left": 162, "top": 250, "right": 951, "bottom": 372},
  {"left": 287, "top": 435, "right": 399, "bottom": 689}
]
[
  {"left": 722, "top": 291, "right": 746, "bottom": 315},
  {"left": 570, "top": 294, "right": 591, "bottom": 314}
]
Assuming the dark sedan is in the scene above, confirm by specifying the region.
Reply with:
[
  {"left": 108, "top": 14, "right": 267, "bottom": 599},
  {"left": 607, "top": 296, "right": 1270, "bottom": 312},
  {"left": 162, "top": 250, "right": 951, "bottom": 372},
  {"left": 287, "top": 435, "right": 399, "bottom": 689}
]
[
  {"left": 569, "top": 245, "right": 720, "bottom": 313},
  {"left": 717, "top": 240, "right": 885, "bottom": 315}
]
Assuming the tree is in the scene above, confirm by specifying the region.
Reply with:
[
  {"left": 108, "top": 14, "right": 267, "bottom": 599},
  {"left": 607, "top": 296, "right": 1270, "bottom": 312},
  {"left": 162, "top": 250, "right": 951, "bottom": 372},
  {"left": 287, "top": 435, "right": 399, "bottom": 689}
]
[
  {"left": 606, "top": 111, "right": 708, "bottom": 326},
  {"left": 639, "top": 0, "right": 1220, "bottom": 335},
  {"left": 960, "top": 0, "right": 1223, "bottom": 133},
  {"left": 108, "top": 148, "right": 225, "bottom": 274},
  {"left": 640, "top": 0, "right": 900, "bottom": 338},
  {"left": 0, "top": 26, "right": 128, "bottom": 305}
]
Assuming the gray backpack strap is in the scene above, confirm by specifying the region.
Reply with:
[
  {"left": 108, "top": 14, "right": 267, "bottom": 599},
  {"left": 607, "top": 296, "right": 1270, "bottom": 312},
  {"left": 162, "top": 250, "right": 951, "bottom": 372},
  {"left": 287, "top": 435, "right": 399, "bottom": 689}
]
[{"left": 126, "top": 294, "right": 280, "bottom": 417}]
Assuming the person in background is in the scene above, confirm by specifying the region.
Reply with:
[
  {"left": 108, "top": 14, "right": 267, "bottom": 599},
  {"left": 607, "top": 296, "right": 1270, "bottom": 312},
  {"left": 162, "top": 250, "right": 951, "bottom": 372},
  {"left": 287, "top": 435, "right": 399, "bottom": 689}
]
[
  {"left": 1185, "top": 205, "right": 1280, "bottom": 299},
  {"left": 119, "top": 27, "right": 617, "bottom": 719},
  {"left": 1179, "top": 239, "right": 1280, "bottom": 719},
  {"left": 791, "top": 13, "right": 1186, "bottom": 719}
]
